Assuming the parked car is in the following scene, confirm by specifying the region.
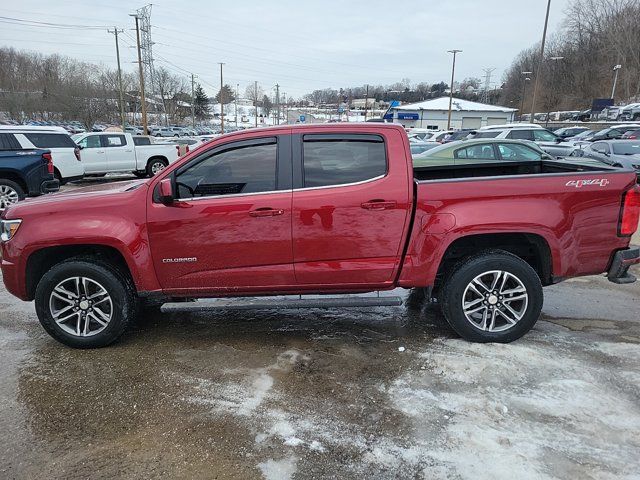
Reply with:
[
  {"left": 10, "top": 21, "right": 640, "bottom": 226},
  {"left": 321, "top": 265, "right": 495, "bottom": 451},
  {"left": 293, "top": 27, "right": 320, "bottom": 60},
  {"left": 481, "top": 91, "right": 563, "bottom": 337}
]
[
  {"left": 412, "top": 138, "right": 553, "bottom": 167},
  {"left": 0, "top": 126, "right": 85, "bottom": 183},
  {"left": 0, "top": 133, "right": 59, "bottom": 208},
  {"left": 71, "top": 132, "right": 179, "bottom": 177},
  {"left": 442, "top": 129, "right": 474, "bottom": 143},
  {"left": 152, "top": 127, "right": 175, "bottom": 138},
  {"left": 576, "top": 140, "right": 640, "bottom": 176},
  {"left": 553, "top": 126, "right": 590, "bottom": 139},
  {"left": 618, "top": 103, "right": 640, "bottom": 121},
  {"left": 1, "top": 124, "right": 638, "bottom": 349},
  {"left": 621, "top": 129, "right": 640, "bottom": 140},
  {"left": 590, "top": 125, "right": 640, "bottom": 141},
  {"left": 469, "top": 126, "right": 575, "bottom": 157},
  {"left": 124, "top": 126, "right": 144, "bottom": 135}
]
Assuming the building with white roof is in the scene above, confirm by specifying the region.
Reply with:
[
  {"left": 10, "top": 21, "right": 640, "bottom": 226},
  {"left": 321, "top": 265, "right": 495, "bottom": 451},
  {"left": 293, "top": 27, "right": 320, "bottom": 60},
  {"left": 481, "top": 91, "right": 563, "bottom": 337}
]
[{"left": 390, "top": 97, "right": 517, "bottom": 130}]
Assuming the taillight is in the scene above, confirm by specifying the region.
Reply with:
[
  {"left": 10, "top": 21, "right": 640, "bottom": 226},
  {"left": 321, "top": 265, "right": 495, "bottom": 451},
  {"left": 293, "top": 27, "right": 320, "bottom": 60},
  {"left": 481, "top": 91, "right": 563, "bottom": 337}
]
[
  {"left": 74, "top": 146, "right": 81, "bottom": 161},
  {"left": 186, "top": 145, "right": 190, "bottom": 154},
  {"left": 619, "top": 187, "right": 640, "bottom": 236},
  {"left": 42, "top": 152, "right": 54, "bottom": 174}
]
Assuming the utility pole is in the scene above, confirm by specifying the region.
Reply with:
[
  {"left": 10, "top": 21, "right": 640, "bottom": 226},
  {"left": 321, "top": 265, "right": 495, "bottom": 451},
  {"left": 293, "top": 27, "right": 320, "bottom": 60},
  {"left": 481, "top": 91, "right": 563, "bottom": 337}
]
[
  {"left": 446, "top": 49, "right": 462, "bottom": 130},
  {"left": 611, "top": 64, "right": 622, "bottom": 99},
  {"left": 520, "top": 72, "right": 532, "bottom": 121},
  {"left": 191, "top": 73, "right": 196, "bottom": 128},
  {"left": 275, "top": 84, "right": 280, "bottom": 125},
  {"left": 235, "top": 83, "right": 239, "bottom": 127},
  {"left": 130, "top": 14, "right": 148, "bottom": 135},
  {"left": 108, "top": 27, "right": 127, "bottom": 129},
  {"left": 218, "top": 62, "right": 225, "bottom": 134},
  {"left": 364, "top": 84, "right": 369, "bottom": 121},
  {"left": 530, "top": 0, "right": 551, "bottom": 123},
  {"left": 282, "top": 91, "right": 286, "bottom": 123},
  {"left": 254, "top": 81, "right": 258, "bottom": 127}
]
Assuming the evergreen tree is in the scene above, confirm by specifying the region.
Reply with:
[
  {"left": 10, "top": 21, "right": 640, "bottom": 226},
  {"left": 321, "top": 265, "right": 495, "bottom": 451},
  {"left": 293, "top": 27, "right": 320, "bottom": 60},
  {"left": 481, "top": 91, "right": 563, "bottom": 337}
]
[
  {"left": 261, "top": 95, "right": 273, "bottom": 116},
  {"left": 193, "top": 83, "right": 209, "bottom": 119},
  {"left": 214, "top": 84, "right": 236, "bottom": 104}
]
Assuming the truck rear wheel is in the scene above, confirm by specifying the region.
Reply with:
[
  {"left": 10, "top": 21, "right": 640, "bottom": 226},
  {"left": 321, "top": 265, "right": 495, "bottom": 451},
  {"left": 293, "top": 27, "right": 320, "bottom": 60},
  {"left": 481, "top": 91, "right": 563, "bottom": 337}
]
[
  {"left": 147, "top": 158, "right": 168, "bottom": 177},
  {"left": 439, "top": 250, "right": 543, "bottom": 343},
  {"left": 0, "top": 179, "right": 24, "bottom": 208},
  {"left": 34, "top": 259, "right": 137, "bottom": 348}
]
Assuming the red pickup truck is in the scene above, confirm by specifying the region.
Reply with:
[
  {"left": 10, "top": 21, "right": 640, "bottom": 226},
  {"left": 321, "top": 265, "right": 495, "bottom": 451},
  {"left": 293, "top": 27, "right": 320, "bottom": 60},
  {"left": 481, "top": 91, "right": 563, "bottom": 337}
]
[{"left": 1, "top": 124, "right": 639, "bottom": 348}]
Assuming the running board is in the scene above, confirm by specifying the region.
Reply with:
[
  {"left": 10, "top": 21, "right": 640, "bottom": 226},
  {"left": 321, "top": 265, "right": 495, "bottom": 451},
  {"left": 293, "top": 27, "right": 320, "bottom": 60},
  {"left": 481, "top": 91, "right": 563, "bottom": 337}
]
[{"left": 160, "top": 295, "right": 403, "bottom": 313}]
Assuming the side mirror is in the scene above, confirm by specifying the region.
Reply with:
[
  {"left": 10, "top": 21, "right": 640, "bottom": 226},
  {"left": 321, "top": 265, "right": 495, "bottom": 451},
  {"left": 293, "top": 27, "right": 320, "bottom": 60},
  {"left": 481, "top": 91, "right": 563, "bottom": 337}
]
[{"left": 158, "top": 178, "right": 174, "bottom": 204}]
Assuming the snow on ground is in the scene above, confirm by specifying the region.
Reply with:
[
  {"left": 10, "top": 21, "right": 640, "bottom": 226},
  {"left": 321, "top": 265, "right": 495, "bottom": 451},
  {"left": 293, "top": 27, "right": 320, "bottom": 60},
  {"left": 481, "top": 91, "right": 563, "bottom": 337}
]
[{"left": 176, "top": 319, "right": 640, "bottom": 479}]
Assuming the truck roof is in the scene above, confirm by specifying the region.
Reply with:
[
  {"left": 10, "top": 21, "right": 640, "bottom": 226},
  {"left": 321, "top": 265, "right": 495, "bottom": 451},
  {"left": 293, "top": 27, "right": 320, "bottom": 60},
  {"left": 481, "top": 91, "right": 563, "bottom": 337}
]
[{"left": 215, "top": 122, "right": 407, "bottom": 140}]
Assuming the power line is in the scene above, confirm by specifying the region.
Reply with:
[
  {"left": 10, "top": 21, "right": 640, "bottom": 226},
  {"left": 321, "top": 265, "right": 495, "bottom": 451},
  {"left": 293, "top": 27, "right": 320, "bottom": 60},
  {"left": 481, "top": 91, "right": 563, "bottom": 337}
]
[{"left": 0, "top": 15, "right": 111, "bottom": 30}]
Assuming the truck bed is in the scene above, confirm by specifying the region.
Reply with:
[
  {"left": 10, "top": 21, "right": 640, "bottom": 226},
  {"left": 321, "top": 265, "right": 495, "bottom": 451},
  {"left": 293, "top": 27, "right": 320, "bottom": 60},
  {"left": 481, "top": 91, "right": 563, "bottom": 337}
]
[{"left": 413, "top": 159, "right": 618, "bottom": 182}]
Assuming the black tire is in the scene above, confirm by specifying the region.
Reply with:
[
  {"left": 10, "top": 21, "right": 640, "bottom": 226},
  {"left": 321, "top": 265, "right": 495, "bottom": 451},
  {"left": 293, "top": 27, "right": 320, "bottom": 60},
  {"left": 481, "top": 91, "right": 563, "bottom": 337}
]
[
  {"left": 34, "top": 258, "right": 137, "bottom": 348},
  {"left": 0, "top": 179, "right": 25, "bottom": 209},
  {"left": 439, "top": 249, "right": 543, "bottom": 343},
  {"left": 146, "top": 158, "right": 168, "bottom": 177}
]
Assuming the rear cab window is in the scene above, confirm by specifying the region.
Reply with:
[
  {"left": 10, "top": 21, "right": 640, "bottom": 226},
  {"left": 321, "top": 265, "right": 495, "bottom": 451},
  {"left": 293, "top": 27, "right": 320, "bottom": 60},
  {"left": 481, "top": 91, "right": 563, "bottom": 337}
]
[
  {"left": 23, "top": 133, "right": 77, "bottom": 148},
  {"left": 506, "top": 130, "right": 534, "bottom": 141},
  {"left": 301, "top": 134, "right": 387, "bottom": 188},
  {"left": 102, "top": 135, "right": 126, "bottom": 147},
  {"left": 0, "top": 133, "right": 21, "bottom": 150}
]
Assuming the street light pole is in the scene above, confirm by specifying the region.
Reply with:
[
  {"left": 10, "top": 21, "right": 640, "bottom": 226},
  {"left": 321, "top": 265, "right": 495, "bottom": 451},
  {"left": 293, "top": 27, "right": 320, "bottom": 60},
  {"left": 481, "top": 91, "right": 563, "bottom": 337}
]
[
  {"left": 446, "top": 49, "right": 462, "bottom": 130},
  {"left": 611, "top": 64, "right": 622, "bottom": 99},
  {"left": 218, "top": 62, "right": 225, "bottom": 134},
  {"left": 530, "top": 0, "right": 552, "bottom": 123}
]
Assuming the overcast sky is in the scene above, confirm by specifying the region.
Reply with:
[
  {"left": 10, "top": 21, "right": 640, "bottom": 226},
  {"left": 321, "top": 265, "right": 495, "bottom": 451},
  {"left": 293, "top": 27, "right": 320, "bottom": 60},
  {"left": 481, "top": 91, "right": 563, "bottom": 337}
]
[{"left": 0, "top": 0, "right": 571, "bottom": 98}]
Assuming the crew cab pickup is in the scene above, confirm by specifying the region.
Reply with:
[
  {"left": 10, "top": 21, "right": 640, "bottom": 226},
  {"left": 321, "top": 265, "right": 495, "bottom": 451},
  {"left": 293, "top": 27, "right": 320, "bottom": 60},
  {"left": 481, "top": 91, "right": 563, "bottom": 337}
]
[
  {"left": 0, "top": 133, "right": 59, "bottom": 209},
  {"left": 71, "top": 132, "right": 179, "bottom": 177},
  {"left": 1, "top": 124, "right": 639, "bottom": 348}
]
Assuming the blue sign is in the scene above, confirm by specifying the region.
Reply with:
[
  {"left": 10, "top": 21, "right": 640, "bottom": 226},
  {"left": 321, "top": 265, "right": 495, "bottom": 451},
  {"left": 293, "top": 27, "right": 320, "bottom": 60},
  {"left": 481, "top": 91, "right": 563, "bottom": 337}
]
[
  {"left": 299, "top": 115, "right": 306, "bottom": 122},
  {"left": 397, "top": 113, "right": 419, "bottom": 120}
]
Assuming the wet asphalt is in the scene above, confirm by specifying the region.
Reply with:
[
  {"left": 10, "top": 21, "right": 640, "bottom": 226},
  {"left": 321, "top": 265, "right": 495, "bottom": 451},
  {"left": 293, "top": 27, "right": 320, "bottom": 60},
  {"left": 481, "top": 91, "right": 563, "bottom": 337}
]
[{"left": 0, "top": 179, "right": 639, "bottom": 479}]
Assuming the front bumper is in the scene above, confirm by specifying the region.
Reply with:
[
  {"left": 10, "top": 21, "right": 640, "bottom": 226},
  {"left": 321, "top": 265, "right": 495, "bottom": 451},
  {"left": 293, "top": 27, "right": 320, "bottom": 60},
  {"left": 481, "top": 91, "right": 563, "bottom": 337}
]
[{"left": 607, "top": 247, "right": 640, "bottom": 284}]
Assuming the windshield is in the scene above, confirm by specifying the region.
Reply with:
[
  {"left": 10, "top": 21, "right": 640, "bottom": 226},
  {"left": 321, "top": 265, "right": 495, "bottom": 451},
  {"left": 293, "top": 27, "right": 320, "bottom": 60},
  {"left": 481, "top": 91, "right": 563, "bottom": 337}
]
[{"left": 612, "top": 142, "right": 640, "bottom": 155}]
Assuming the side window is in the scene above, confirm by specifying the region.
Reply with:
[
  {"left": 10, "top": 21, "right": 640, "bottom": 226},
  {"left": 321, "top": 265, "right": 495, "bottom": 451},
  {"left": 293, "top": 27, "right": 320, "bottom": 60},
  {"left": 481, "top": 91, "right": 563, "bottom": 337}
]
[
  {"left": 0, "top": 133, "right": 21, "bottom": 150},
  {"left": 532, "top": 129, "right": 557, "bottom": 142},
  {"left": 302, "top": 136, "right": 386, "bottom": 188},
  {"left": 24, "top": 133, "right": 76, "bottom": 148},
  {"left": 102, "top": 135, "right": 126, "bottom": 147},
  {"left": 77, "top": 135, "right": 101, "bottom": 149},
  {"left": 176, "top": 140, "right": 277, "bottom": 199},
  {"left": 497, "top": 143, "right": 541, "bottom": 161},
  {"left": 454, "top": 144, "right": 496, "bottom": 161},
  {"left": 592, "top": 142, "right": 609, "bottom": 154},
  {"left": 506, "top": 130, "right": 534, "bottom": 140}
]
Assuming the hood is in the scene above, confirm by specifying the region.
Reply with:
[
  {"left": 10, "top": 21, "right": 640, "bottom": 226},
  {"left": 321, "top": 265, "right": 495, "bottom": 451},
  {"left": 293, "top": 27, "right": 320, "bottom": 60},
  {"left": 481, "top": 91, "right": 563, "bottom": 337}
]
[{"left": 2, "top": 180, "right": 149, "bottom": 218}]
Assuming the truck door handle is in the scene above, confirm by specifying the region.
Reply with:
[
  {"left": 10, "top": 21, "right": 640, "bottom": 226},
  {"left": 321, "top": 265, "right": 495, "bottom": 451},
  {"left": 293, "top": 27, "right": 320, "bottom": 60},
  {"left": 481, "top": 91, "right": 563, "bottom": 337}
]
[
  {"left": 249, "top": 207, "right": 285, "bottom": 217},
  {"left": 361, "top": 200, "right": 397, "bottom": 210}
]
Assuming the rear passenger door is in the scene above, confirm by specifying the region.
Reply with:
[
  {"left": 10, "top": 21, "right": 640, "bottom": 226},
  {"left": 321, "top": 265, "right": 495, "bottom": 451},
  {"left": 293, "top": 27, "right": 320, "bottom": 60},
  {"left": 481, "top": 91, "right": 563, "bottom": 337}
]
[{"left": 291, "top": 131, "right": 412, "bottom": 286}]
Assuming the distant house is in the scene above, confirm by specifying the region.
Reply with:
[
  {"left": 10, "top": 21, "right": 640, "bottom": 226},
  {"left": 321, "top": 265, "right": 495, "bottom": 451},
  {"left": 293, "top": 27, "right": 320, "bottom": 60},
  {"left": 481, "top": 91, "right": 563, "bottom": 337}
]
[
  {"left": 351, "top": 98, "right": 379, "bottom": 109},
  {"left": 390, "top": 97, "right": 516, "bottom": 129}
]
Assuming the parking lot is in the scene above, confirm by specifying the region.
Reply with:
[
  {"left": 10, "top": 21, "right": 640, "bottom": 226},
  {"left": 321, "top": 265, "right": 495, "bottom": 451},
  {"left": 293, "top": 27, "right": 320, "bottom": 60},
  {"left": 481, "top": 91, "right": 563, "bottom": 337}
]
[{"left": 0, "top": 178, "right": 638, "bottom": 479}]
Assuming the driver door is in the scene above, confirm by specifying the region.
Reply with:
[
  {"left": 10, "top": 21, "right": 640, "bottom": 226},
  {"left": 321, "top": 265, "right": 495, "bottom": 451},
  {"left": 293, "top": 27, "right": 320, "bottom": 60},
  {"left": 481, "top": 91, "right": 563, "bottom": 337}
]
[
  {"left": 76, "top": 134, "right": 106, "bottom": 173},
  {"left": 146, "top": 135, "right": 295, "bottom": 294}
]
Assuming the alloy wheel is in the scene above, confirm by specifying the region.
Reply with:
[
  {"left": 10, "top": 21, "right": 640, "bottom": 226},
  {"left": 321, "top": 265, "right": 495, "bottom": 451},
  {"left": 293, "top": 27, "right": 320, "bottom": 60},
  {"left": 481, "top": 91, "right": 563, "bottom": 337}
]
[
  {"left": 0, "top": 185, "right": 20, "bottom": 209},
  {"left": 49, "top": 276, "right": 113, "bottom": 337},
  {"left": 461, "top": 270, "right": 528, "bottom": 332}
]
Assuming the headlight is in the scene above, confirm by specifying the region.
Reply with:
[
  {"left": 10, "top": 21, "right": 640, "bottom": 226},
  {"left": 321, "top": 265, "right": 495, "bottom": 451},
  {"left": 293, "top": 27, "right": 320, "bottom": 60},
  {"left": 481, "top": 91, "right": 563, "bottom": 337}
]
[{"left": 0, "top": 219, "right": 22, "bottom": 242}]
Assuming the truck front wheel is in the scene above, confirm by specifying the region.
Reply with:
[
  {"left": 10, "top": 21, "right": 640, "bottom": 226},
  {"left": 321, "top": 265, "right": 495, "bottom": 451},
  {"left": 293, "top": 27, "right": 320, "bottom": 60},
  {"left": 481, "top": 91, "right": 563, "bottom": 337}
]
[
  {"left": 439, "top": 250, "right": 543, "bottom": 343},
  {"left": 34, "top": 259, "right": 137, "bottom": 348}
]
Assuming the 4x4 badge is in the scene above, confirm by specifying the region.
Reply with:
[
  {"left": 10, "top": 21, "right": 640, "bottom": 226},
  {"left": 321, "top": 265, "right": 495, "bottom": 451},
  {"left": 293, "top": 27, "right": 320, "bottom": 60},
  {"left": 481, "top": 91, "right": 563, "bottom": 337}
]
[{"left": 566, "top": 179, "right": 610, "bottom": 188}]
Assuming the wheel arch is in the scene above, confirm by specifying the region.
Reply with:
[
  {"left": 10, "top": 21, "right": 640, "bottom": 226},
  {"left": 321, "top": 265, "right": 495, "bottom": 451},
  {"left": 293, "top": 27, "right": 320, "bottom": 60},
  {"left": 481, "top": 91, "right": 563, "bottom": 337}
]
[
  {"left": 433, "top": 232, "right": 554, "bottom": 291},
  {"left": 25, "top": 244, "right": 138, "bottom": 301}
]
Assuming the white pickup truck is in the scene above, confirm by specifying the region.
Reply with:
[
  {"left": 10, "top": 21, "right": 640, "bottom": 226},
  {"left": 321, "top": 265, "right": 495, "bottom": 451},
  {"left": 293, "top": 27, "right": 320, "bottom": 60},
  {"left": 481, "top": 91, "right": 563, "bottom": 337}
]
[{"left": 71, "top": 132, "right": 179, "bottom": 177}]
